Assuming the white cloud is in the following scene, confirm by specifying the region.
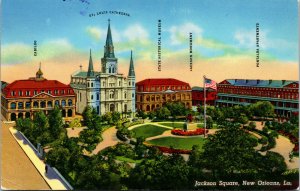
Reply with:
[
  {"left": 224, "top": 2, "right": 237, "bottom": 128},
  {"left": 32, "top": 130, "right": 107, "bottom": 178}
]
[
  {"left": 169, "top": 22, "right": 203, "bottom": 45},
  {"left": 234, "top": 29, "right": 267, "bottom": 49},
  {"left": 86, "top": 26, "right": 105, "bottom": 41},
  {"left": 123, "top": 24, "right": 149, "bottom": 42}
]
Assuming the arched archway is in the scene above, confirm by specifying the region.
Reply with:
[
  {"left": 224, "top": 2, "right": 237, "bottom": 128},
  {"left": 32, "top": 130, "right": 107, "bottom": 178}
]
[
  {"left": 61, "top": 100, "right": 66, "bottom": 107},
  {"left": 25, "top": 112, "right": 31, "bottom": 118},
  {"left": 67, "top": 109, "right": 73, "bottom": 117},
  {"left": 110, "top": 104, "right": 115, "bottom": 112},
  {"left": 146, "top": 105, "right": 150, "bottom": 111},
  {"left": 62, "top": 110, "right": 66, "bottom": 117},
  {"left": 18, "top": 113, "right": 24, "bottom": 119},
  {"left": 151, "top": 104, "right": 155, "bottom": 111},
  {"left": 11, "top": 113, "right": 17, "bottom": 121}
]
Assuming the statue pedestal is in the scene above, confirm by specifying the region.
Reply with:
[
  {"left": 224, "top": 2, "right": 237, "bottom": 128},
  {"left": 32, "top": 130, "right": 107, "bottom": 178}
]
[{"left": 185, "top": 123, "right": 198, "bottom": 131}]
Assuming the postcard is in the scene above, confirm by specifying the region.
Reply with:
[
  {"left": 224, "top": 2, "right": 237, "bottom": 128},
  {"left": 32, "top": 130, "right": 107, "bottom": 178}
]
[{"left": 1, "top": 0, "right": 299, "bottom": 190}]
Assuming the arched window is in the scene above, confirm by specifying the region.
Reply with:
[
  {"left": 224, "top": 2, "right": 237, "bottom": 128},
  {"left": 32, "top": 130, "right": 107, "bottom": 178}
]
[
  {"left": 124, "top": 104, "right": 127, "bottom": 112},
  {"left": 55, "top": 100, "right": 60, "bottom": 106},
  {"left": 25, "top": 102, "right": 31, "bottom": 109},
  {"left": 97, "top": 93, "right": 99, "bottom": 100},
  {"left": 10, "top": 102, "right": 16, "bottom": 109},
  {"left": 68, "top": 99, "right": 72, "bottom": 106},
  {"left": 91, "top": 83, "right": 94, "bottom": 87},
  {"left": 124, "top": 92, "right": 127, "bottom": 99},
  {"left": 91, "top": 95, "right": 94, "bottom": 100},
  {"left": 109, "top": 67, "right": 111, "bottom": 73},
  {"left": 47, "top": 101, "right": 53, "bottom": 108},
  {"left": 40, "top": 101, "right": 46, "bottom": 108},
  {"left": 112, "top": 67, "right": 115, "bottom": 73},
  {"left": 33, "top": 101, "right": 39, "bottom": 108},
  {"left": 109, "top": 91, "right": 114, "bottom": 99},
  {"left": 61, "top": 100, "right": 66, "bottom": 107},
  {"left": 18, "top": 102, "right": 24, "bottom": 109}
]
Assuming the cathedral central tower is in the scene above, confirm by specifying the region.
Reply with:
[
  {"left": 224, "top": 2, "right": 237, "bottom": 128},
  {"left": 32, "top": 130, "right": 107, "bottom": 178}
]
[{"left": 101, "top": 19, "right": 118, "bottom": 74}]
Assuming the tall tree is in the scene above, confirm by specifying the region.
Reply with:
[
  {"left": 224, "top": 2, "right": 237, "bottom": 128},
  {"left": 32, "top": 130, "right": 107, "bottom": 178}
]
[
  {"left": 82, "top": 106, "right": 93, "bottom": 127},
  {"left": 200, "top": 122, "right": 259, "bottom": 178},
  {"left": 48, "top": 106, "right": 64, "bottom": 139}
]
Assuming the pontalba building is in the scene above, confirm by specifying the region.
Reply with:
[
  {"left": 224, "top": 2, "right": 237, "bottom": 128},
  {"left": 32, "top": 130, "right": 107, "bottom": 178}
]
[
  {"left": 70, "top": 21, "right": 136, "bottom": 116},
  {"left": 1, "top": 64, "right": 76, "bottom": 121},
  {"left": 217, "top": 79, "right": 299, "bottom": 117},
  {"left": 136, "top": 78, "right": 192, "bottom": 112}
]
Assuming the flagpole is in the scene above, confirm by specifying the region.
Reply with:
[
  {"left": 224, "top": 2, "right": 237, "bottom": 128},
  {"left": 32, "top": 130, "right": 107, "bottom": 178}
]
[{"left": 204, "top": 75, "right": 206, "bottom": 138}]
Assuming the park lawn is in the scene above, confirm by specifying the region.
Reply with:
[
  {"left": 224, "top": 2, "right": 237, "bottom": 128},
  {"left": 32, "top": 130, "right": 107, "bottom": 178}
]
[
  {"left": 132, "top": 124, "right": 170, "bottom": 138},
  {"left": 197, "top": 123, "right": 218, "bottom": 129},
  {"left": 146, "top": 136, "right": 207, "bottom": 150},
  {"left": 115, "top": 156, "right": 143, "bottom": 163},
  {"left": 158, "top": 122, "right": 185, "bottom": 129}
]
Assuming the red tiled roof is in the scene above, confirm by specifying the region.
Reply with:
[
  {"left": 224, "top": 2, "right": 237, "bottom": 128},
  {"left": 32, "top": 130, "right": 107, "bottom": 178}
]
[
  {"left": 4, "top": 79, "right": 70, "bottom": 89},
  {"left": 3, "top": 78, "right": 75, "bottom": 98},
  {"left": 136, "top": 78, "right": 190, "bottom": 86}
]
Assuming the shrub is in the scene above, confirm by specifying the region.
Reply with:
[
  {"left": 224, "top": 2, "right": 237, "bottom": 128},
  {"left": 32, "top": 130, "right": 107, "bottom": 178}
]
[{"left": 259, "top": 136, "right": 268, "bottom": 145}]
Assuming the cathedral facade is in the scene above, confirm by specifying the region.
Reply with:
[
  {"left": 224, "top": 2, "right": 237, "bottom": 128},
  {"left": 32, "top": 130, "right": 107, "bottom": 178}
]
[{"left": 70, "top": 21, "right": 136, "bottom": 116}]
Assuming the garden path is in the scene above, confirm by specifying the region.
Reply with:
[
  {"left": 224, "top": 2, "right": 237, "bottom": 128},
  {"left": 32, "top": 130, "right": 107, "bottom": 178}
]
[{"left": 92, "top": 126, "right": 118, "bottom": 154}]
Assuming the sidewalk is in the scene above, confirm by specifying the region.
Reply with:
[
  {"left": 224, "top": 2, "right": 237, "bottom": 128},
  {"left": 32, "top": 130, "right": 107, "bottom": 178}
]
[{"left": 9, "top": 127, "right": 68, "bottom": 190}]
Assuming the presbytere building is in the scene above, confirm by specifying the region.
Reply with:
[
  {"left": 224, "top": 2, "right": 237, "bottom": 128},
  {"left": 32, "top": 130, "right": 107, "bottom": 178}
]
[
  {"left": 136, "top": 78, "right": 192, "bottom": 112},
  {"left": 1, "top": 65, "right": 76, "bottom": 121},
  {"left": 216, "top": 79, "right": 299, "bottom": 117},
  {"left": 192, "top": 86, "right": 217, "bottom": 106}
]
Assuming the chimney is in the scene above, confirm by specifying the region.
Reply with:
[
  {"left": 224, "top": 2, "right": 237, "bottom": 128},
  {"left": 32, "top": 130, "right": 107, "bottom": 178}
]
[
  {"left": 246, "top": 79, "right": 249, "bottom": 83},
  {"left": 282, "top": 80, "right": 286, "bottom": 85},
  {"left": 257, "top": 79, "right": 260, "bottom": 84},
  {"left": 269, "top": 79, "right": 272, "bottom": 84}
]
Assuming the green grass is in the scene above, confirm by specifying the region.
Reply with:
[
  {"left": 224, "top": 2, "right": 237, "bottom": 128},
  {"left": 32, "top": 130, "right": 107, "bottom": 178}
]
[
  {"left": 146, "top": 136, "right": 207, "bottom": 150},
  {"left": 158, "top": 122, "right": 185, "bottom": 129},
  {"left": 158, "top": 122, "right": 219, "bottom": 129},
  {"left": 196, "top": 123, "right": 219, "bottom": 129},
  {"left": 115, "top": 156, "right": 143, "bottom": 163},
  {"left": 131, "top": 124, "right": 170, "bottom": 138}
]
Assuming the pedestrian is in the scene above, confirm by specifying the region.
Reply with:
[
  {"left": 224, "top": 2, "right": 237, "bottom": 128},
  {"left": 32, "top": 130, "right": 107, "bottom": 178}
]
[{"left": 45, "top": 164, "right": 48, "bottom": 174}]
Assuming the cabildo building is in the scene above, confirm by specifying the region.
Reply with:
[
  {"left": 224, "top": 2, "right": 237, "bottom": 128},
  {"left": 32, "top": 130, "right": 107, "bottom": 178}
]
[
  {"left": 1, "top": 65, "right": 76, "bottom": 121},
  {"left": 216, "top": 79, "right": 299, "bottom": 117}
]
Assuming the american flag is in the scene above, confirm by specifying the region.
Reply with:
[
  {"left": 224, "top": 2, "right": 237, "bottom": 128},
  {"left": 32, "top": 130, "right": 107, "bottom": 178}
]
[{"left": 205, "top": 78, "right": 217, "bottom": 90}]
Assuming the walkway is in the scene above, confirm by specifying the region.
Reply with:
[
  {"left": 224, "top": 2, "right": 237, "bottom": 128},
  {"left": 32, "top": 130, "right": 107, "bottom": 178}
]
[
  {"left": 92, "top": 127, "right": 119, "bottom": 154},
  {"left": 270, "top": 135, "right": 299, "bottom": 169},
  {"left": 1, "top": 122, "right": 50, "bottom": 190},
  {"left": 9, "top": 127, "right": 68, "bottom": 190}
]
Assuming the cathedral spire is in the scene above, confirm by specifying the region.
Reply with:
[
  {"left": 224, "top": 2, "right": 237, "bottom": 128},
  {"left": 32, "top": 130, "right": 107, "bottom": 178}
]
[
  {"left": 104, "top": 19, "right": 115, "bottom": 58},
  {"left": 128, "top": 50, "right": 135, "bottom": 77},
  {"left": 87, "top": 49, "right": 94, "bottom": 77}
]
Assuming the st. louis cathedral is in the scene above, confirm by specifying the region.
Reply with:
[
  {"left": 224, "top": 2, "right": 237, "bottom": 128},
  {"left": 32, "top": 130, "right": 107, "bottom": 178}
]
[{"left": 70, "top": 20, "right": 136, "bottom": 116}]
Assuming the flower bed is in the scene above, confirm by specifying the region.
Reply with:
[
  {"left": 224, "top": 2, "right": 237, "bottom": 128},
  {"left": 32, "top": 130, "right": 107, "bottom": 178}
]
[
  {"left": 171, "top": 128, "right": 208, "bottom": 136},
  {"left": 154, "top": 145, "right": 191, "bottom": 154},
  {"left": 278, "top": 130, "right": 299, "bottom": 153}
]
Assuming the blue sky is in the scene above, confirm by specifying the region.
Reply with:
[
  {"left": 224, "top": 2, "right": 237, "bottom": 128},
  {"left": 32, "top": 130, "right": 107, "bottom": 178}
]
[{"left": 1, "top": 0, "right": 299, "bottom": 85}]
